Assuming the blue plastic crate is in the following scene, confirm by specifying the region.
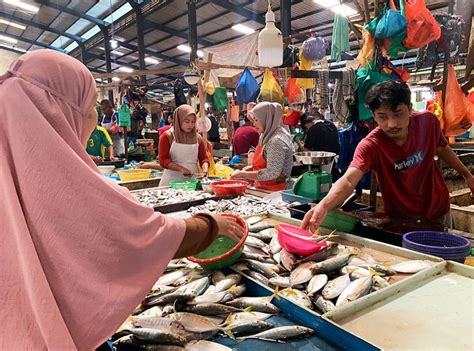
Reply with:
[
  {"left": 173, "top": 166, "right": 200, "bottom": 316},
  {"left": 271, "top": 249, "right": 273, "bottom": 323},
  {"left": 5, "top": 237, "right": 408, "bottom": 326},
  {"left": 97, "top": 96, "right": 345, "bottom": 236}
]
[{"left": 281, "top": 189, "right": 313, "bottom": 205}]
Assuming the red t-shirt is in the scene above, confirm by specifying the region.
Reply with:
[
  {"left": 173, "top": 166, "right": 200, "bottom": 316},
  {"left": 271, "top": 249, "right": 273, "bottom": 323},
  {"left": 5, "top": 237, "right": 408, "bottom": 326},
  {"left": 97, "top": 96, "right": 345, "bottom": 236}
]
[
  {"left": 233, "top": 125, "right": 259, "bottom": 155},
  {"left": 350, "top": 111, "right": 450, "bottom": 220}
]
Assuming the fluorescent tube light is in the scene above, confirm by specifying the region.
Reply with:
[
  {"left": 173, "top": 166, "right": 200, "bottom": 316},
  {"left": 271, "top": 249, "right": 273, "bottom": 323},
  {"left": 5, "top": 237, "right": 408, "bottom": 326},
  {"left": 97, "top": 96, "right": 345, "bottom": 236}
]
[
  {"left": 118, "top": 66, "right": 133, "bottom": 73},
  {"left": 232, "top": 24, "right": 255, "bottom": 35},
  {"left": 144, "top": 57, "right": 159, "bottom": 64},
  {"left": 3, "top": 0, "right": 39, "bottom": 13},
  {"left": 0, "top": 19, "right": 26, "bottom": 30},
  {"left": 0, "top": 34, "right": 18, "bottom": 44}
]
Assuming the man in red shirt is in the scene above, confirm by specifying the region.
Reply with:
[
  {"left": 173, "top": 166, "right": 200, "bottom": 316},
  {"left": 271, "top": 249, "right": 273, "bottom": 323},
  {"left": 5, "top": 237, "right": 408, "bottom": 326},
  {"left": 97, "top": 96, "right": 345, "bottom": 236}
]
[
  {"left": 233, "top": 115, "right": 259, "bottom": 156},
  {"left": 303, "top": 80, "right": 474, "bottom": 231}
]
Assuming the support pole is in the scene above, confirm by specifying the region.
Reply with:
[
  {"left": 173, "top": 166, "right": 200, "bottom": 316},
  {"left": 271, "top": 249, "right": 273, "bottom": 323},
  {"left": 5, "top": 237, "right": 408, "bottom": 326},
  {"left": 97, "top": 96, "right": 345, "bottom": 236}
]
[
  {"left": 135, "top": 5, "right": 147, "bottom": 85},
  {"left": 187, "top": 0, "right": 198, "bottom": 63},
  {"left": 102, "top": 28, "right": 114, "bottom": 102},
  {"left": 79, "top": 44, "right": 88, "bottom": 65},
  {"left": 280, "top": 0, "right": 291, "bottom": 38}
]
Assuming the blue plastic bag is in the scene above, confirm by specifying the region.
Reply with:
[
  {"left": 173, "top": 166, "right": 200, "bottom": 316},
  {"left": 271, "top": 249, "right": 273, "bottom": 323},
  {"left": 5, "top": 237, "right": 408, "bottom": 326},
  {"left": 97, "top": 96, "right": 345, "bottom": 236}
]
[
  {"left": 235, "top": 67, "right": 260, "bottom": 104},
  {"left": 374, "top": 2, "right": 406, "bottom": 39}
]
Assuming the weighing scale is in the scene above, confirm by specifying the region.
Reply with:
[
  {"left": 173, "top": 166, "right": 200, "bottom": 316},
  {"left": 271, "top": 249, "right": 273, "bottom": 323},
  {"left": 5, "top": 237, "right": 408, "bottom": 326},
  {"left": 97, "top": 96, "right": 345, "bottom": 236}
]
[{"left": 293, "top": 151, "right": 336, "bottom": 201}]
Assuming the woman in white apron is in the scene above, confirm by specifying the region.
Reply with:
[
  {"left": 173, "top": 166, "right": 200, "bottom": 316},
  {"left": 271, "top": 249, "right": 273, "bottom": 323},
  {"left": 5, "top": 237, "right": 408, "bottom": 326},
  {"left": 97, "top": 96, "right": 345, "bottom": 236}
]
[{"left": 159, "top": 105, "right": 209, "bottom": 186}]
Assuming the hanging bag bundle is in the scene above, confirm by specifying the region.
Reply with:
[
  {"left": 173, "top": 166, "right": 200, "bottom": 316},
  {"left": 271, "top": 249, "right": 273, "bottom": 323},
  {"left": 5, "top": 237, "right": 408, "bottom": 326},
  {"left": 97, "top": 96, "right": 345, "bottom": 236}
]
[
  {"left": 258, "top": 68, "right": 284, "bottom": 106},
  {"left": 374, "top": 0, "right": 407, "bottom": 39},
  {"left": 212, "top": 87, "right": 228, "bottom": 112},
  {"left": 403, "top": 0, "right": 441, "bottom": 48},
  {"left": 235, "top": 67, "right": 260, "bottom": 104}
]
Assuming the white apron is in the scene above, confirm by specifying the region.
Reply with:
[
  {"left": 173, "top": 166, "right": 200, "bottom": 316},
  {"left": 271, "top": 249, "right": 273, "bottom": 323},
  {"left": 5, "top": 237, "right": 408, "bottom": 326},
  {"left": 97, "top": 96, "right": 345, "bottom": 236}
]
[{"left": 160, "top": 138, "right": 199, "bottom": 186}]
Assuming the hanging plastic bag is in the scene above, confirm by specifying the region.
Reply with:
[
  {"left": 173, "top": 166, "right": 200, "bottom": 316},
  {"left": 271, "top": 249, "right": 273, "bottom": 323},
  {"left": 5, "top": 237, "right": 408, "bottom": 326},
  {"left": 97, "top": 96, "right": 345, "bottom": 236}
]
[
  {"left": 436, "top": 65, "right": 474, "bottom": 137},
  {"left": 235, "top": 67, "right": 260, "bottom": 104},
  {"left": 403, "top": 0, "right": 441, "bottom": 49},
  {"left": 374, "top": 1, "right": 407, "bottom": 39},
  {"left": 283, "top": 109, "right": 302, "bottom": 127},
  {"left": 212, "top": 87, "right": 228, "bottom": 112},
  {"left": 426, "top": 99, "right": 444, "bottom": 130},
  {"left": 295, "top": 50, "right": 314, "bottom": 89},
  {"left": 258, "top": 68, "right": 284, "bottom": 106},
  {"left": 357, "top": 27, "right": 376, "bottom": 67},
  {"left": 284, "top": 77, "right": 304, "bottom": 104}
]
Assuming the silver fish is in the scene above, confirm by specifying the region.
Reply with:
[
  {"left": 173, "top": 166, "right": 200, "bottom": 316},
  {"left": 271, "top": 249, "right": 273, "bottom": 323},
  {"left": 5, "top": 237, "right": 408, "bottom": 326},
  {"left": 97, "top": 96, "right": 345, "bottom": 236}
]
[
  {"left": 249, "top": 230, "right": 273, "bottom": 243},
  {"left": 312, "top": 254, "right": 350, "bottom": 274},
  {"left": 349, "top": 267, "right": 371, "bottom": 280},
  {"left": 237, "top": 325, "right": 314, "bottom": 342},
  {"left": 390, "top": 260, "right": 434, "bottom": 274},
  {"left": 241, "top": 252, "right": 273, "bottom": 263},
  {"left": 246, "top": 216, "right": 264, "bottom": 226},
  {"left": 225, "top": 320, "right": 274, "bottom": 337},
  {"left": 185, "top": 340, "right": 231, "bottom": 351},
  {"left": 185, "top": 303, "right": 242, "bottom": 316},
  {"left": 372, "top": 275, "right": 391, "bottom": 291},
  {"left": 146, "top": 291, "right": 195, "bottom": 306},
  {"left": 322, "top": 274, "right": 351, "bottom": 300},
  {"left": 155, "top": 269, "right": 191, "bottom": 286},
  {"left": 241, "top": 259, "right": 279, "bottom": 278},
  {"left": 224, "top": 311, "right": 272, "bottom": 326},
  {"left": 215, "top": 274, "right": 241, "bottom": 292},
  {"left": 231, "top": 262, "right": 249, "bottom": 272},
  {"left": 368, "top": 264, "right": 396, "bottom": 276},
  {"left": 280, "top": 250, "right": 297, "bottom": 271},
  {"left": 227, "top": 296, "right": 280, "bottom": 313},
  {"left": 166, "top": 313, "right": 222, "bottom": 333},
  {"left": 138, "top": 306, "right": 163, "bottom": 318},
  {"left": 243, "top": 245, "right": 269, "bottom": 256},
  {"left": 133, "top": 316, "right": 185, "bottom": 331},
  {"left": 269, "top": 275, "right": 291, "bottom": 288},
  {"left": 313, "top": 294, "right": 335, "bottom": 313},
  {"left": 249, "top": 222, "right": 274, "bottom": 232},
  {"left": 307, "top": 274, "right": 328, "bottom": 296},
  {"left": 245, "top": 236, "right": 269, "bottom": 251},
  {"left": 187, "top": 291, "right": 229, "bottom": 305},
  {"left": 126, "top": 327, "right": 187, "bottom": 345},
  {"left": 176, "top": 277, "right": 209, "bottom": 295},
  {"left": 211, "top": 271, "right": 226, "bottom": 284},
  {"left": 336, "top": 276, "right": 372, "bottom": 306},
  {"left": 162, "top": 304, "right": 176, "bottom": 317},
  {"left": 296, "top": 243, "right": 339, "bottom": 264},
  {"left": 290, "top": 262, "right": 316, "bottom": 286},
  {"left": 247, "top": 271, "right": 270, "bottom": 286},
  {"left": 203, "top": 285, "right": 216, "bottom": 295},
  {"left": 279, "top": 288, "right": 313, "bottom": 309},
  {"left": 269, "top": 234, "right": 282, "bottom": 255},
  {"left": 273, "top": 252, "right": 281, "bottom": 265}
]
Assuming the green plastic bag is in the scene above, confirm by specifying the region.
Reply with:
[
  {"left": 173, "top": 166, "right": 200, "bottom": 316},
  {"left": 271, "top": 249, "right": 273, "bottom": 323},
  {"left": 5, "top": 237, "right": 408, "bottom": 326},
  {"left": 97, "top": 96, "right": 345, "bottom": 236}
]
[
  {"left": 356, "top": 61, "right": 391, "bottom": 121},
  {"left": 118, "top": 105, "right": 131, "bottom": 127},
  {"left": 212, "top": 87, "right": 228, "bottom": 112}
]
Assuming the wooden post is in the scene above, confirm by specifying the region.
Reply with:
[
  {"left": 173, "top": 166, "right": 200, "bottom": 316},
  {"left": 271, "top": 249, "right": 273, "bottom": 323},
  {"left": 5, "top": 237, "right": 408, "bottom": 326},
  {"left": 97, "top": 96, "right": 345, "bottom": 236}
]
[{"left": 197, "top": 53, "right": 214, "bottom": 141}]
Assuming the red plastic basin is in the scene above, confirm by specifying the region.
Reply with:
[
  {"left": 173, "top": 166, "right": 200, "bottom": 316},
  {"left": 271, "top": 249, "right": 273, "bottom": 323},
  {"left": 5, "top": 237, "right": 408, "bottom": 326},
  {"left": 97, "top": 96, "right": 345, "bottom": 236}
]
[
  {"left": 210, "top": 180, "right": 249, "bottom": 196},
  {"left": 276, "top": 223, "right": 327, "bottom": 257}
]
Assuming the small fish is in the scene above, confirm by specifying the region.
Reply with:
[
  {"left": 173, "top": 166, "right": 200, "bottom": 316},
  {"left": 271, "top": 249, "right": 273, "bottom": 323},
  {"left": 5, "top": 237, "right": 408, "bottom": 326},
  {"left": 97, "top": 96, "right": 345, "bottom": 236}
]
[
  {"left": 211, "top": 271, "right": 226, "bottom": 284},
  {"left": 185, "top": 340, "right": 232, "bottom": 351},
  {"left": 203, "top": 285, "right": 216, "bottom": 295},
  {"left": 245, "top": 236, "right": 269, "bottom": 251},
  {"left": 155, "top": 269, "right": 191, "bottom": 287},
  {"left": 227, "top": 296, "right": 280, "bottom": 313},
  {"left": 187, "top": 291, "right": 229, "bottom": 305},
  {"left": 138, "top": 306, "right": 163, "bottom": 318},
  {"left": 151, "top": 284, "right": 178, "bottom": 295},
  {"left": 390, "top": 260, "right": 434, "bottom": 274},
  {"left": 246, "top": 216, "right": 264, "bottom": 226},
  {"left": 296, "top": 243, "right": 339, "bottom": 264},
  {"left": 146, "top": 291, "right": 195, "bottom": 306},
  {"left": 247, "top": 271, "right": 270, "bottom": 286},
  {"left": 312, "top": 254, "right": 350, "bottom": 274},
  {"left": 133, "top": 316, "right": 185, "bottom": 331},
  {"left": 215, "top": 274, "right": 241, "bottom": 292},
  {"left": 322, "top": 274, "right": 351, "bottom": 300},
  {"left": 225, "top": 320, "right": 274, "bottom": 337},
  {"left": 249, "top": 230, "right": 274, "bottom": 243},
  {"left": 112, "top": 335, "right": 140, "bottom": 347},
  {"left": 241, "top": 252, "right": 273, "bottom": 262},
  {"left": 290, "top": 262, "right": 316, "bottom": 286},
  {"left": 249, "top": 222, "right": 274, "bottom": 232},
  {"left": 224, "top": 311, "right": 272, "bottom": 326},
  {"left": 243, "top": 245, "right": 269, "bottom": 256},
  {"left": 126, "top": 328, "right": 187, "bottom": 345},
  {"left": 368, "top": 264, "right": 396, "bottom": 276},
  {"left": 273, "top": 251, "right": 281, "bottom": 265},
  {"left": 336, "top": 276, "right": 372, "bottom": 306},
  {"left": 307, "top": 274, "right": 328, "bottom": 296},
  {"left": 313, "top": 294, "right": 335, "bottom": 313},
  {"left": 241, "top": 259, "right": 279, "bottom": 278},
  {"left": 237, "top": 325, "right": 314, "bottom": 342},
  {"left": 176, "top": 277, "right": 209, "bottom": 296},
  {"left": 278, "top": 288, "right": 313, "bottom": 309},
  {"left": 230, "top": 262, "right": 249, "bottom": 272},
  {"left": 162, "top": 304, "right": 176, "bottom": 317},
  {"left": 280, "top": 250, "right": 297, "bottom": 271},
  {"left": 372, "top": 275, "right": 390, "bottom": 291},
  {"left": 166, "top": 313, "right": 221, "bottom": 333},
  {"left": 269, "top": 275, "right": 291, "bottom": 288},
  {"left": 143, "top": 345, "right": 184, "bottom": 351},
  {"left": 185, "top": 303, "right": 242, "bottom": 316},
  {"left": 269, "top": 234, "right": 282, "bottom": 255}
]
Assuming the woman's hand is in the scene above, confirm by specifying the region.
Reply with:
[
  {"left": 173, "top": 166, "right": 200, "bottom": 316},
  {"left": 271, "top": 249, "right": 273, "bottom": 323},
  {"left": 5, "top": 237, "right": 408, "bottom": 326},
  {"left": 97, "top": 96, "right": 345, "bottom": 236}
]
[
  {"left": 109, "top": 155, "right": 117, "bottom": 161},
  {"left": 301, "top": 204, "right": 328, "bottom": 233},
  {"left": 137, "top": 161, "right": 149, "bottom": 169},
  {"left": 91, "top": 155, "right": 103, "bottom": 164},
  {"left": 230, "top": 171, "right": 246, "bottom": 180},
  {"left": 212, "top": 215, "right": 244, "bottom": 243},
  {"left": 181, "top": 167, "right": 192, "bottom": 176}
]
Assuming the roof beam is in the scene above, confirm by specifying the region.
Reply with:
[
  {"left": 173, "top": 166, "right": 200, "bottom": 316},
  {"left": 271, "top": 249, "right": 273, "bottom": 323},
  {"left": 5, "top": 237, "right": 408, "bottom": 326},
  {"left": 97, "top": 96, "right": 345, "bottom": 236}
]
[
  {"left": 0, "top": 33, "right": 64, "bottom": 52},
  {"left": 143, "top": 19, "right": 213, "bottom": 46},
  {"left": 208, "top": 0, "right": 265, "bottom": 25},
  {"left": 0, "top": 11, "right": 84, "bottom": 43},
  {"left": 34, "top": 0, "right": 109, "bottom": 27}
]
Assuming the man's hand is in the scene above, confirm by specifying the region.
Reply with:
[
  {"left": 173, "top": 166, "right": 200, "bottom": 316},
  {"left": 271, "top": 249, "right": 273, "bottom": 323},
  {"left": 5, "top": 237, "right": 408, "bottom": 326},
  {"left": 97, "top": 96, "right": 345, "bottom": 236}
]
[
  {"left": 460, "top": 118, "right": 472, "bottom": 130},
  {"left": 91, "top": 155, "right": 103, "bottom": 164},
  {"left": 109, "top": 155, "right": 117, "bottom": 161},
  {"left": 301, "top": 204, "right": 328, "bottom": 233},
  {"left": 465, "top": 175, "right": 474, "bottom": 198}
]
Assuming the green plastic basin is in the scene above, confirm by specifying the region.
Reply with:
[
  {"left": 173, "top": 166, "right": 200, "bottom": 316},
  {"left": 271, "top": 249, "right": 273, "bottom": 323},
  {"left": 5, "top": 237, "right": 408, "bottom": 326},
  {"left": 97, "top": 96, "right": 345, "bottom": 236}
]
[{"left": 321, "top": 210, "right": 359, "bottom": 233}]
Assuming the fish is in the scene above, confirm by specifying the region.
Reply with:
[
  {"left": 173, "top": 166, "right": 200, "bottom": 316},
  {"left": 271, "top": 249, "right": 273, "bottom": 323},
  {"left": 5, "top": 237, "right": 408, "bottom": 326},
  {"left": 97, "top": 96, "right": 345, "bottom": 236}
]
[
  {"left": 245, "top": 236, "right": 269, "bottom": 251},
  {"left": 150, "top": 284, "right": 178, "bottom": 295},
  {"left": 227, "top": 296, "right": 280, "bottom": 313},
  {"left": 155, "top": 269, "right": 191, "bottom": 287},
  {"left": 269, "top": 275, "right": 291, "bottom": 288},
  {"left": 187, "top": 290, "right": 229, "bottom": 305},
  {"left": 241, "top": 252, "right": 273, "bottom": 263},
  {"left": 146, "top": 291, "right": 195, "bottom": 306},
  {"left": 166, "top": 313, "right": 222, "bottom": 333},
  {"left": 237, "top": 325, "right": 314, "bottom": 342},
  {"left": 203, "top": 285, "right": 216, "bottom": 295},
  {"left": 273, "top": 251, "right": 281, "bottom": 265},
  {"left": 230, "top": 262, "right": 249, "bottom": 272},
  {"left": 176, "top": 277, "right": 210, "bottom": 296},
  {"left": 322, "top": 274, "right": 351, "bottom": 300},
  {"left": 211, "top": 271, "right": 226, "bottom": 284},
  {"left": 143, "top": 345, "right": 185, "bottom": 351},
  {"left": 278, "top": 288, "right": 313, "bottom": 309},
  {"left": 246, "top": 216, "right": 264, "bottom": 226},
  {"left": 311, "top": 254, "right": 350, "bottom": 274},
  {"left": 241, "top": 259, "right": 279, "bottom": 278},
  {"left": 132, "top": 316, "right": 185, "bottom": 331},
  {"left": 224, "top": 311, "right": 272, "bottom": 326},
  {"left": 390, "top": 260, "right": 434, "bottom": 274},
  {"left": 184, "top": 340, "right": 232, "bottom": 351},
  {"left": 306, "top": 274, "right": 328, "bottom": 296},
  {"left": 290, "top": 262, "right": 316, "bottom": 286},
  {"left": 249, "top": 222, "right": 274, "bottom": 232},
  {"left": 225, "top": 320, "right": 274, "bottom": 337},
  {"left": 280, "top": 250, "right": 297, "bottom": 271},
  {"left": 162, "top": 304, "right": 176, "bottom": 317},
  {"left": 138, "top": 306, "right": 163, "bottom": 318},
  {"left": 249, "top": 230, "right": 274, "bottom": 243},
  {"left": 247, "top": 271, "right": 270, "bottom": 286},
  {"left": 243, "top": 245, "right": 269, "bottom": 256},
  {"left": 296, "top": 243, "right": 339, "bottom": 264},
  {"left": 215, "top": 274, "right": 241, "bottom": 292},
  {"left": 269, "top": 234, "right": 282, "bottom": 255},
  {"left": 112, "top": 335, "right": 141, "bottom": 347},
  {"left": 368, "top": 264, "right": 396, "bottom": 276},
  {"left": 372, "top": 275, "right": 391, "bottom": 291},
  {"left": 126, "top": 328, "right": 187, "bottom": 345},
  {"left": 185, "top": 303, "right": 242, "bottom": 316},
  {"left": 336, "top": 276, "right": 372, "bottom": 306},
  {"left": 313, "top": 295, "right": 335, "bottom": 313}
]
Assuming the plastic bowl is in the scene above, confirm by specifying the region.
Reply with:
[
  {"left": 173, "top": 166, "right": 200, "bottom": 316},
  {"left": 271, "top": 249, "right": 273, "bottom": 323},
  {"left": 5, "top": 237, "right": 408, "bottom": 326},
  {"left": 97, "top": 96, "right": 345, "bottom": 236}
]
[
  {"left": 188, "top": 214, "right": 248, "bottom": 270},
  {"left": 98, "top": 165, "right": 115, "bottom": 176},
  {"left": 403, "top": 231, "right": 471, "bottom": 262},
  {"left": 170, "top": 179, "right": 199, "bottom": 190},
  {"left": 117, "top": 169, "right": 152, "bottom": 181},
  {"left": 276, "top": 223, "right": 327, "bottom": 257},
  {"left": 211, "top": 180, "right": 249, "bottom": 196}
]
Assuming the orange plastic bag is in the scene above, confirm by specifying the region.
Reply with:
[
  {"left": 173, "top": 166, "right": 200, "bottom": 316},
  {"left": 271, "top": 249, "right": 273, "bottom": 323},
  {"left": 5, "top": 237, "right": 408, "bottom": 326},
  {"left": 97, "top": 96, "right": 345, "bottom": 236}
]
[
  {"left": 284, "top": 78, "right": 305, "bottom": 104},
  {"left": 436, "top": 65, "right": 474, "bottom": 137},
  {"left": 403, "top": 0, "right": 441, "bottom": 49},
  {"left": 357, "top": 28, "right": 375, "bottom": 67}
]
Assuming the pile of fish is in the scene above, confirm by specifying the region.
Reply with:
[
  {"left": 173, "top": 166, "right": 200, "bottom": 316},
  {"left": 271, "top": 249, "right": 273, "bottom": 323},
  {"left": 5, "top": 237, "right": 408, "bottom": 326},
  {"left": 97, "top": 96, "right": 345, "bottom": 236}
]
[
  {"left": 188, "top": 196, "right": 291, "bottom": 216},
  {"left": 230, "top": 216, "right": 436, "bottom": 314},
  {"left": 132, "top": 188, "right": 213, "bottom": 208},
  {"left": 113, "top": 262, "right": 314, "bottom": 350}
]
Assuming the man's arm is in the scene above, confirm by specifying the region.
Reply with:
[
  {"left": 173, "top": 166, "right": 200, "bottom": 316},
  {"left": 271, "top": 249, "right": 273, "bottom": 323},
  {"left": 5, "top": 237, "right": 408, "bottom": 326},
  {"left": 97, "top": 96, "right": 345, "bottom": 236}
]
[
  {"left": 301, "top": 167, "right": 364, "bottom": 231},
  {"left": 437, "top": 145, "right": 474, "bottom": 195}
]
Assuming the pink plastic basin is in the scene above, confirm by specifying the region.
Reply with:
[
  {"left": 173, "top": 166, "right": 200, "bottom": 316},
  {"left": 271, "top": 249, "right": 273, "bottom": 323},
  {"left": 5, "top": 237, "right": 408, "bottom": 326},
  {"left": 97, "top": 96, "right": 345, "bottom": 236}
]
[{"left": 276, "top": 223, "right": 327, "bottom": 257}]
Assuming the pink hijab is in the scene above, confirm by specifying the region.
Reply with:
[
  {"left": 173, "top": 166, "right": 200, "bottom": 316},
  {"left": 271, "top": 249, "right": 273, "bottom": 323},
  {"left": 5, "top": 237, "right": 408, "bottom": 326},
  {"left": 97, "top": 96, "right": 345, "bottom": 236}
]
[{"left": 0, "top": 50, "right": 186, "bottom": 349}]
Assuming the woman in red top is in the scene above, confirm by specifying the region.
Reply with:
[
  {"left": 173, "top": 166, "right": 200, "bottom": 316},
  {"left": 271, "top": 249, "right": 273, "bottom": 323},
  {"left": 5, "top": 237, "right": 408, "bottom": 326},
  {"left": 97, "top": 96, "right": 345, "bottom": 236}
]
[{"left": 158, "top": 105, "right": 209, "bottom": 186}]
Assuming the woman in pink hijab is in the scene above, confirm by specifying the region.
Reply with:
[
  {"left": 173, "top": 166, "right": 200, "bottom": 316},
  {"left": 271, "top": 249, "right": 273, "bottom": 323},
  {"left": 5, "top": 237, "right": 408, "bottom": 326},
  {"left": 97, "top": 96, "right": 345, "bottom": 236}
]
[{"left": 0, "top": 50, "right": 243, "bottom": 350}]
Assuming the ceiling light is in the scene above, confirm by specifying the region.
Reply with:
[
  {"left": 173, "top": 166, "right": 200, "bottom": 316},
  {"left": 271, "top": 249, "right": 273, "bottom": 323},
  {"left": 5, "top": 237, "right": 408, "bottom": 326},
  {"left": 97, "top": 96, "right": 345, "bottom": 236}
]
[
  {"left": 112, "top": 77, "right": 121, "bottom": 82},
  {"left": 177, "top": 44, "right": 204, "bottom": 58},
  {"left": 183, "top": 67, "right": 200, "bottom": 85},
  {"left": 0, "top": 34, "right": 18, "bottom": 44},
  {"left": 313, "top": 0, "right": 358, "bottom": 17},
  {"left": 3, "top": 0, "right": 39, "bottom": 13},
  {"left": 145, "top": 57, "right": 159, "bottom": 65},
  {"left": 0, "top": 19, "right": 26, "bottom": 30},
  {"left": 109, "top": 39, "right": 118, "bottom": 49},
  {"left": 232, "top": 24, "right": 255, "bottom": 35},
  {"left": 111, "top": 49, "right": 124, "bottom": 55},
  {"left": 118, "top": 66, "right": 133, "bottom": 73},
  {"left": 0, "top": 43, "right": 26, "bottom": 52}
]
